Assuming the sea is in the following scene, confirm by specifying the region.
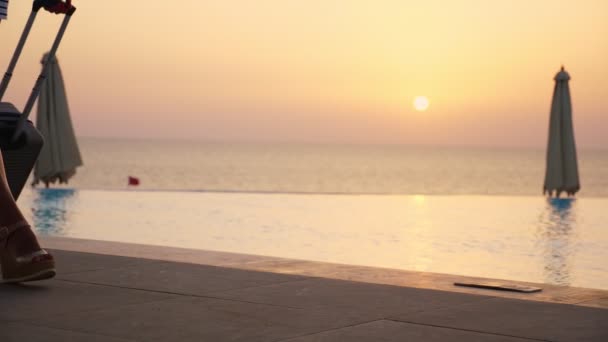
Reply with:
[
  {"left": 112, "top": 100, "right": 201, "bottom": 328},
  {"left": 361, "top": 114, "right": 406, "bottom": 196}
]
[
  {"left": 37, "top": 138, "right": 608, "bottom": 196},
  {"left": 16, "top": 138, "right": 608, "bottom": 289}
]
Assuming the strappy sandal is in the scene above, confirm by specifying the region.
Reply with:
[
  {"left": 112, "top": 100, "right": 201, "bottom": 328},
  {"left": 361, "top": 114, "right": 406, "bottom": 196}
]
[{"left": 0, "top": 221, "right": 55, "bottom": 283}]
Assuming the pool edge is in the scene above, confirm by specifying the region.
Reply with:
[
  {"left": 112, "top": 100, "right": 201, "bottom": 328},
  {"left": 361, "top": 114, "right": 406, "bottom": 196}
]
[{"left": 40, "top": 236, "right": 608, "bottom": 309}]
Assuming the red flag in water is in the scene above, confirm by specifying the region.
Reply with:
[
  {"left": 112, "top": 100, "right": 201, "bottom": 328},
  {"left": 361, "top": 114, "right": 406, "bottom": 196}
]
[{"left": 128, "top": 176, "right": 140, "bottom": 186}]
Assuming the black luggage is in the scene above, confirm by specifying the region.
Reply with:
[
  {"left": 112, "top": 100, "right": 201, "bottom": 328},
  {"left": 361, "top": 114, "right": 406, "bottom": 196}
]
[{"left": 0, "top": 0, "right": 76, "bottom": 200}]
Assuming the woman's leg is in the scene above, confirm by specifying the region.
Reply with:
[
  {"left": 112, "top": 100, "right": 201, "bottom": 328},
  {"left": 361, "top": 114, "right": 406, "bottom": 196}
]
[{"left": 0, "top": 149, "right": 43, "bottom": 259}]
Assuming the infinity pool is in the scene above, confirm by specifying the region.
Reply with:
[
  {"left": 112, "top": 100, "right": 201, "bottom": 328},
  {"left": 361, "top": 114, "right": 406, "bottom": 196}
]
[{"left": 18, "top": 188, "right": 608, "bottom": 290}]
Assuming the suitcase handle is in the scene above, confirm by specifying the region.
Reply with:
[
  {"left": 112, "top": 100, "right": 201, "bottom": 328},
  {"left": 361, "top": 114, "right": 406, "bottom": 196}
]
[
  {"left": 1, "top": 1, "right": 54, "bottom": 100},
  {"left": 0, "top": 2, "right": 76, "bottom": 142},
  {"left": 0, "top": 1, "right": 76, "bottom": 101}
]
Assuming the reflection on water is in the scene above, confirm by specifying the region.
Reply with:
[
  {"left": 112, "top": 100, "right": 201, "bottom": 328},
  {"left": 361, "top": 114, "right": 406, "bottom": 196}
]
[
  {"left": 31, "top": 189, "right": 76, "bottom": 236},
  {"left": 537, "top": 198, "right": 577, "bottom": 286}
]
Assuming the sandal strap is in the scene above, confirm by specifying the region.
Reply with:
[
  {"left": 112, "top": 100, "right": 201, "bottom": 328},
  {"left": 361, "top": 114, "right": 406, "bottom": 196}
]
[
  {"left": 0, "top": 221, "right": 29, "bottom": 242},
  {"left": 16, "top": 249, "right": 50, "bottom": 263}
]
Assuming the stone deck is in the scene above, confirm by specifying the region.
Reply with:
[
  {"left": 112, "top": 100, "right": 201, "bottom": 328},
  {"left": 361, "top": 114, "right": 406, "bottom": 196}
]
[{"left": 1, "top": 237, "right": 607, "bottom": 341}]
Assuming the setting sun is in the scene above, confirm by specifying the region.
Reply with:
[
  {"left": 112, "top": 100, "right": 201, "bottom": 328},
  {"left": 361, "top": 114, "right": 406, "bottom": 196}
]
[{"left": 413, "top": 96, "right": 430, "bottom": 112}]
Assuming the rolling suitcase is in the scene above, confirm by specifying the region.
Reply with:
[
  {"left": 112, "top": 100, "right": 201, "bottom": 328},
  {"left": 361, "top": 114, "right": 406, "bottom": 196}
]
[{"left": 0, "top": 0, "right": 76, "bottom": 200}]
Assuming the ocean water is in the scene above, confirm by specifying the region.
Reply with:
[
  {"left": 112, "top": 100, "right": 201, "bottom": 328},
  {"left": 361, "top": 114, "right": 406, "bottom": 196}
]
[
  {"left": 16, "top": 138, "right": 608, "bottom": 289},
  {"left": 60, "top": 138, "right": 608, "bottom": 196}
]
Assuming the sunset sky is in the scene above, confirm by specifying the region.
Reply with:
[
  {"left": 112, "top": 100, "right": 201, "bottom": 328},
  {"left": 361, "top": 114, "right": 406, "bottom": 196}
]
[{"left": 1, "top": 0, "right": 607, "bottom": 147}]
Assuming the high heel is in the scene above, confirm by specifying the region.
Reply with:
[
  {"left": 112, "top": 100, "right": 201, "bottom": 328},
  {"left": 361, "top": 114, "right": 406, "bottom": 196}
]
[{"left": 0, "top": 222, "right": 55, "bottom": 283}]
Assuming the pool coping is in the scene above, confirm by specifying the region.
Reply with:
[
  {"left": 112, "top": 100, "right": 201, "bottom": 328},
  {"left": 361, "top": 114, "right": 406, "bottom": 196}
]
[{"left": 40, "top": 236, "right": 608, "bottom": 309}]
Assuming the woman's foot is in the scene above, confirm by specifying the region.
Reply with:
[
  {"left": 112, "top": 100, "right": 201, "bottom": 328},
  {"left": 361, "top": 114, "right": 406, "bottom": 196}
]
[{"left": 0, "top": 221, "right": 55, "bottom": 283}]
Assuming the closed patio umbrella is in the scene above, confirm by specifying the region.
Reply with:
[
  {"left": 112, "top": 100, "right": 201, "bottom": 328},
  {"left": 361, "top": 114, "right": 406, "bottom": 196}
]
[
  {"left": 543, "top": 66, "right": 579, "bottom": 197},
  {"left": 33, "top": 52, "right": 82, "bottom": 187}
]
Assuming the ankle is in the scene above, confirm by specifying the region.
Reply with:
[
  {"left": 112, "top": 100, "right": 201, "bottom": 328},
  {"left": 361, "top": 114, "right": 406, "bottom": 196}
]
[
  {"left": 1, "top": 223, "right": 40, "bottom": 256},
  {"left": 0, "top": 220, "right": 29, "bottom": 230},
  {"left": 0, "top": 220, "right": 29, "bottom": 241}
]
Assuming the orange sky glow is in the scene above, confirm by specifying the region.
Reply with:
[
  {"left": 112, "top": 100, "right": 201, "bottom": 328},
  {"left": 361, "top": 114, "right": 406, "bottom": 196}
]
[{"left": 1, "top": 0, "right": 607, "bottom": 147}]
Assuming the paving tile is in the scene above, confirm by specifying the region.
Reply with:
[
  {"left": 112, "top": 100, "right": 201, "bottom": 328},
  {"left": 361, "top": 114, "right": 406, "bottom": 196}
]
[
  {"left": 213, "top": 277, "right": 491, "bottom": 317},
  {"left": 9, "top": 248, "right": 605, "bottom": 342},
  {"left": 0, "top": 280, "right": 176, "bottom": 322},
  {"left": 48, "top": 249, "right": 160, "bottom": 275},
  {"left": 58, "top": 261, "right": 308, "bottom": 297},
  {"left": 32, "top": 296, "right": 377, "bottom": 342},
  {"left": 280, "top": 320, "right": 534, "bottom": 342},
  {"left": 393, "top": 297, "right": 608, "bottom": 342},
  {"left": 0, "top": 322, "right": 135, "bottom": 342}
]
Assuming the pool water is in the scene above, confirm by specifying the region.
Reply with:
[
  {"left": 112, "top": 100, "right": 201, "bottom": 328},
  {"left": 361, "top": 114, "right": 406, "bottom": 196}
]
[{"left": 18, "top": 188, "right": 608, "bottom": 290}]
